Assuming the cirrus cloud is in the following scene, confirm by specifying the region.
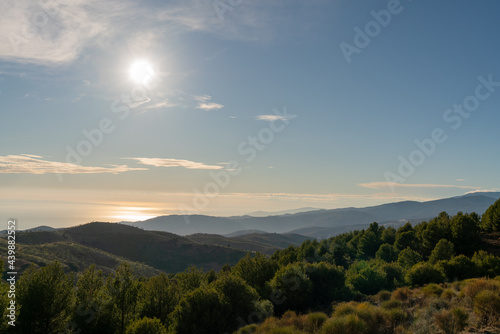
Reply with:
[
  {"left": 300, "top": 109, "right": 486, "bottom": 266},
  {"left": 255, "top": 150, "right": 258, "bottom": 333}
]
[
  {"left": 0, "top": 154, "right": 146, "bottom": 174},
  {"left": 127, "top": 157, "right": 223, "bottom": 170},
  {"left": 256, "top": 114, "right": 296, "bottom": 122}
]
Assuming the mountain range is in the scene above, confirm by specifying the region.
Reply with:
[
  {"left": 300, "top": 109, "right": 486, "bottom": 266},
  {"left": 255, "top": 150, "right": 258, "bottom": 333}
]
[
  {"left": 124, "top": 192, "right": 500, "bottom": 239},
  {"left": 6, "top": 222, "right": 309, "bottom": 275}
]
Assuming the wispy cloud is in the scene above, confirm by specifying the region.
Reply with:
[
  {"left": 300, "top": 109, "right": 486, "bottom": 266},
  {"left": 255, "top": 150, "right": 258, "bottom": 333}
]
[
  {"left": 359, "top": 182, "right": 480, "bottom": 190},
  {"left": 0, "top": 0, "right": 136, "bottom": 65},
  {"left": 193, "top": 95, "right": 224, "bottom": 110},
  {"left": 127, "top": 157, "right": 223, "bottom": 170},
  {"left": 0, "top": 1, "right": 330, "bottom": 66},
  {"left": 197, "top": 102, "right": 224, "bottom": 110},
  {"left": 0, "top": 154, "right": 146, "bottom": 174},
  {"left": 465, "top": 189, "right": 499, "bottom": 194},
  {"left": 141, "top": 99, "right": 178, "bottom": 110},
  {"left": 256, "top": 114, "right": 296, "bottom": 122},
  {"left": 211, "top": 192, "right": 435, "bottom": 205}
]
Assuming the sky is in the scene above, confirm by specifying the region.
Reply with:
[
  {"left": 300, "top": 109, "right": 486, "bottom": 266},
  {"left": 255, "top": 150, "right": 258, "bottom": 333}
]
[{"left": 1, "top": 0, "right": 499, "bottom": 229}]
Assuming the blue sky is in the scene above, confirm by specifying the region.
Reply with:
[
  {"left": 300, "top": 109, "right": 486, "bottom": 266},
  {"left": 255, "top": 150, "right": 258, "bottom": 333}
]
[{"left": 1, "top": 0, "right": 499, "bottom": 228}]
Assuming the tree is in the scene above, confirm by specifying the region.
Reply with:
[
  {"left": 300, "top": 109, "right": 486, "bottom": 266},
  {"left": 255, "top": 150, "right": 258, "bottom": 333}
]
[
  {"left": 394, "top": 230, "right": 417, "bottom": 252},
  {"left": 348, "top": 266, "right": 387, "bottom": 295},
  {"left": 74, "top": 264, "right": 108, "bottom": 334},
  {"left": 305, "top": 262, "right": 347, "bottom": 305},
  {"left": 436, "top": 255, "right": 477, "bottom": 281},
  {"left": 139, "top": 273, "right": 179, "bottom": 326},
  {"left": 170, "top": 287, "right": 226, "bottom": 334},
  {"left": 405, "top": 263, "right": 444, "bottom": 286},
  {"left": 381, "top": 227, "right": 397, "bottom": 245},
  {"left": 271, "top": 245, "right": 298, "bottom": 267},
  {"left": 481, "top": 198, "right": 500, "bottom": 232},
  {"left": 106, "top": 263, "right": 140, "bottom": 334},
  {"left": 232, "top": 253, "right": 279, "bottom": 297},
  {"left": 375, "top": 244, "right": 398, "bottom": 263},
  {"left": 358, "top": 230, "right": 381, "bottom": 259},
  {"left": 0, "top": 281, "right": 11, "bottom": 333},
  {"left": 212, "top": 274, "right": 260, "bottom": 330},
  {"left": 329, "top": 240, "right": 351, "bottom": 268},
  {"left": 380, "top": 262, "right": 405, "bottom": 290},
  {"left": 17, "top": 262, "right": 75, "bottom": 334},
  {"left": 269, "top": 264, "right": 313, "bottom": 314},
  {"left": 420, "top": 213, "right": 451, "bottom": 254},
  {"left": 298, "top": 239, "right": 320, "bottom": 262},
  {"left": 175, "top": 266, "right": 205, "bottom": 293},
  {"left": 429, "top": 239, "right": 455, "bottom": 264},
  {"left": 397, "top": 222, "right": 413, "bottom": 235},
  {"left": 472, "top": 250, "right": 500, "bottom": 277},
  {"left": 450, "top": 212, "right": 481, "bottom": 255},
  {"left": 397, "top": 247, "right": 422, "bottom": 269}
]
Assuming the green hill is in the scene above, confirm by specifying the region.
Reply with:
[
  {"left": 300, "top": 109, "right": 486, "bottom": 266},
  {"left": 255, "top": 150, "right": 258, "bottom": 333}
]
[
  {"left": 15, "top": 222, "right": 247, "bottom": 273},
  {"left": 187, "top": 232, "right": 310, "bottom": 255},
  {"left": 0, "top": 238, "right": 160, "bottom": 278}
]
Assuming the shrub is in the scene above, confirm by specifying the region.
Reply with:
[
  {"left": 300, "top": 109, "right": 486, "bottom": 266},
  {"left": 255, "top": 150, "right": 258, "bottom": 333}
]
[
  {"left": 304, "top": 312, "right": 328, "bottom": 333},
  {"left": 391, "top": 287, "right": 412, "bottom": 302},
  {"left": 381, "top": 299, "right": 402, "bottom": 310},
  {"left": 235, "top": 324, "right": 258, "bottom": 334},
  {"left": 332, "top": 302, "right": 358, "bottom": 317},
  {"left": 268, "top": 327, "right": 304, "bottom": 334},
  {"left": 463, "top": 278, "right": 500, "bottom": 300},
  {"left": 474, "top": 290, "right": 500, "bottom": 324},
  {"left": 433, "top": 308, "right": 468, "bottom": 334},
  {"left": 421, "top": 283, "right": 443, "bottom": 297},
  {"left": 441, "top": 288, "right": 455, "bottom": 300},
  {"left": 280, "top": 311, "right": 306, "bottom": 329},
  {"left": 320, "top": 314, "right": 367, "bottom": 334},
  {"left": 374, "top": 290, "right": 392, "bottom": 303},
  {"left": 387, "top": 308, "right": 408, "bottom": 329},
  {"left": 354, "top": 303, "right": 387, "bottom": 334},
  {"left": 125, "top": 317, "right": 167, "bottom": 334}
]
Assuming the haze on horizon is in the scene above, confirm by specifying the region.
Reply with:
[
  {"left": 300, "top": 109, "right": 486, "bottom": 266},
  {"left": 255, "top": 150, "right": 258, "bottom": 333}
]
[{"left": 1, "top": 1, "right": 499, "bottom": 229}]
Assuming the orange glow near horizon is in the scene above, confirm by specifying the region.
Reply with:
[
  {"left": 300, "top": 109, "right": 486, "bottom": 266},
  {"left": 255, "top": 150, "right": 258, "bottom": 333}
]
[{"left": 108, "top": 206, "right": 160, "bottom": 222}]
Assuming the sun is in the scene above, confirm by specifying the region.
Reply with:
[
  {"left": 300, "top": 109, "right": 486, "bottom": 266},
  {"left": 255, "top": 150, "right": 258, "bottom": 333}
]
[{"left": 129, "top": 59, "right": 155, "bottom": 85}]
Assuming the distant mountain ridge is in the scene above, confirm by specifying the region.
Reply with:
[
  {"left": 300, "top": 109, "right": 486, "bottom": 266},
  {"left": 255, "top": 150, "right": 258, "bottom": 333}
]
[
  {"left": 14, "top": 222, "right": 247, "bottom": 273},
  {"left": 245, "top": 207, "right": 321, "bottom": 217},
  {"left": 125, "top": 192, "right": 500, "bottom": 239}
]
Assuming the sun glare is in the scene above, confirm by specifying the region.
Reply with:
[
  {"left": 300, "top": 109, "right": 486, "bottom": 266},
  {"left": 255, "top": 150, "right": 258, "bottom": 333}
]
[
  {"left": 110, "top": 206, "right": 157, "bottom": 222},
  {"left": 129, "top": 59, "right": 155, "bottom": 85}
]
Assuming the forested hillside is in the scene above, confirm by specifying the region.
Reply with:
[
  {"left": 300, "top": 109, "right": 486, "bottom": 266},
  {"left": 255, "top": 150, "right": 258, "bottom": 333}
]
[{"left": 2, "top": 198, "right": 500, "bottom": 333}]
